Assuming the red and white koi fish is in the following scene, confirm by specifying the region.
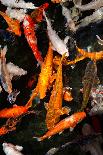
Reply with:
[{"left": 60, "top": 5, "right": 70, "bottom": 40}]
[
  {"left": 43, "top": 11, "right": 69, "bottom": 57},
  {"left": 23, "top": 14, "right": 43, "bottom": 65},
  {"left": 34, "top": 112, "right": 86, "bottom": 141}
]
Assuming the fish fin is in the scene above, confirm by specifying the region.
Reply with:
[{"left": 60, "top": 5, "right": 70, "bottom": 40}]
[
  {"left": 70, "top": 127, "right": 74, "bottom": 132},
  {"left": 15, "top": 145, "right": 23, "bottom": 151},
  {"left": 44, "top": 102, "right": 49, "bottom": 110},
  {"left": 51, "top": 45, "right": 56, "bottom": 51},
  {"left": 62, "top": 106, "right": 71, "bottom": 115},
  {"left": 96, "top": 35, "right": 103, "bottom": 45},
  {"left": 6, "top": 27, "right": 11, "bottom": 32},
  {"left": 64, "top": 36, "right": 69, "bottom": 45},
  {"left": 9, "top": 73, "right": 14, "bottom": 80},
  {"left": 33, "top": 136, "right": 42, "bottom": 141},
  {"left": 1, "top": 46, "right": 7, "bottom": 58},
  {"left": 59, "top": 131, "right": 63, "bottom": 135},
  {"left": 13, "top": 104, "right": 18, "bottom": 107}
]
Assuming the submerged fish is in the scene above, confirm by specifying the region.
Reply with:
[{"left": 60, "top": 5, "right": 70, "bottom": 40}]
[
  {"left": 0, "top": 46, "right": 20, "bottom": 104},
  {"left": 0, "top": 0, "right": 38, "bottom": 9},
  {"left": 43, "top": 11, "right": 69, "bottom": 57},
  {"left": 23, "top": 14, "right": 43, "bottom": 65},
  {"left": 27, "top": 43, "right": 54, "bottom": 106},
  {"left": 45, "top": 53, "right": 70, "bottom": 130},
  {"left": 2, "top": 143, "right": 23, "bottom": 155},
  {"left": 80, "top": 61, "right": 100, "bottom": 111},
  {"left": 34, "top": 111, "right": 86, "bottom": 141}
]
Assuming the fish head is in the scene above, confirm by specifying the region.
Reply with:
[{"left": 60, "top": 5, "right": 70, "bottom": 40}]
[{"left": 7, "top": 90, "right": 20, "bottom": 104}]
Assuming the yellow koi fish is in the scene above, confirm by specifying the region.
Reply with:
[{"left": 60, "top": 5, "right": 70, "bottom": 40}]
[{"left": 45, "top": 53, "right": 70, "bottom": 130}]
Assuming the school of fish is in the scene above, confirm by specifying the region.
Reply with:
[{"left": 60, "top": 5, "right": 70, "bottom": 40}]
[{"left": 0, "top": 0, "right": 103, "bottom": 145}]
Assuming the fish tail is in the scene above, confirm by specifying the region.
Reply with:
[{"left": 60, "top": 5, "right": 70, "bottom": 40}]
[
  {"left": 33, "top": 136, "right": 42, "bottom": 141},
  {"left": 1, "top": 46, "right": 7, "bottom": 58}
]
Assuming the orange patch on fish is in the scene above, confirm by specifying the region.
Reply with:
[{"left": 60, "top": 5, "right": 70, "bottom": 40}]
[{"left": 0, "top": 11, "right": 21, "bottom": 36}]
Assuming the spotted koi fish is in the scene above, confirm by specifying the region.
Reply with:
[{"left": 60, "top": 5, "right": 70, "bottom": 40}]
[
  {"left": 0, "top": 11, "right": 21, "bottom": 36},
  {"left": 23, "top": 14, "right": 43, "bottom": 65},
  {"left": 76, "top": 47, "right": 103, "bottom": 61},
  {"left": 45, "top": 53, "right": 70, "bottom": 130},
  {"left": 34, "top": 112, "right": 86, "bottom": 141}
]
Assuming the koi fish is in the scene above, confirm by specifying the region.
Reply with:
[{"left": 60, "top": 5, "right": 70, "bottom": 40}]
[
  {"left": 43, "top": 11, "right": 69, "bottom": 57},
  {"left": 27, "top": 43, "right": 54, "bottom": 106},
  {"left": 0, "top": 11, "right": 21, "bottom": 36},
  {"left": 2, "top": 143, "right": 23, "bottom": 155},
  {"left": 75, "top": 0, "right": 103, "bottom": 11},
  {"left": 80, "top": 61, "right": 100, "bottom": 111},
  {"left": 45, "top": 53, "right": 70, "bottom": 130},
  {"left": 0, "top": 0, "right": 38, "bottom": 9},
  {"left": 61, "top": 5, "right": 76, "bottom": 32},
  {"left": 23, "top": 14, "right": 43, "bottom": 65},
  {"left": 76, "top": 47, "right": 103, "bottom": 61},
  {"left": 0, "top": 46, "right": 13, "bottom": 94},
  {"left": 34, "top": 112, "right": 86, "bottom": 141},
  {"left": 0, "top": 46, "right": 20, "bottom": 104},
  {"left": 31, "top": 3, "right": 49, "bottom": 23},
  {"left": 0, "top": 104, "right": 29, "bottom": 118}
]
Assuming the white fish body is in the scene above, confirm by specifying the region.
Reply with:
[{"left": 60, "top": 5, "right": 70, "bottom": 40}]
[
  {"left": 61, "top": 5, "right": 76, "bottom": 31},
  {"left": 0, "top": 0, "right": 38, "bottom": 9},
  {"left": 2, "top": 143, "right": 23, "bottom": 155},
  {"left": 6, "top": 7, "right": 27, "bottom": 22},
  {"left": 43, "top": 11, "right": 69, "bottom": 57},
  {"left": 7, "top": 62, "right": 27, "bottom": 77},
  {"left": 0, "top": 61, "right": 27, "bottom": 78}
]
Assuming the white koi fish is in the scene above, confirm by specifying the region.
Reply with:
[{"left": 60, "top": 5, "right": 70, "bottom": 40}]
[
  {"left": 0, "top": 46, "right": 20, "bottom": 104},
  {"left": 43, "top": 11, "right": 69, "bottom": 57},
  {"left": 0, "top": 0, "right": 38, "bottom": 9},
  {"left": 61, "top": 5, "right": 76, "bottom": 32},
  {"left": 2, "top": 143, "right": 23, "bottom": 155}
]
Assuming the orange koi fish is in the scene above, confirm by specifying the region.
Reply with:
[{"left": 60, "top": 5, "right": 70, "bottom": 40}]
[
  {"left": 0, "top": 11, "right": 21, "bottom": 36},
  {"left": 0, "top": 97, "right": 33, "bottom": 118},
  {"left": 45, "top": 54, "right": 70, "bottom": 130},
  {"left": 76, "top": 47, "right": 103, "bottom": 61},
  {"left": 31, "top": 3, "right": 49, "bottom": 23},
  {"left": 34, "top": 112, "right": 86, "bottom": 141},
  {"left": 23, "top": 14, "right": 43, "bottom": 65},
  {"left": 27, "top": 43, "right": 54, "bottom": 106}
]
